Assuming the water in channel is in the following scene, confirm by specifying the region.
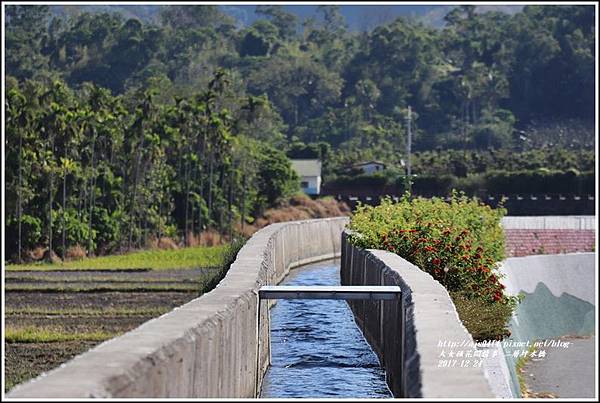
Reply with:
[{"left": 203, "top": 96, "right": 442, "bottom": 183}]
[{"left": 259, "top": 259, "right": 392, "bottom": 398}]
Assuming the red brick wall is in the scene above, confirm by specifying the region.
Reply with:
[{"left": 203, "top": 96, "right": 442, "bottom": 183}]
[{"left": 504, "top": 229, "right": 596, "bottom": 257}]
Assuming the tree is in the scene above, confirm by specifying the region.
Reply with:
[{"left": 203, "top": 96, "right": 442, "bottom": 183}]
[
  {"left": 239, "top": 20, "right": 279, "bottom": 57},
  {"left": 255, "top": 5, "right": 298, "bottom": 40},
  {"left": 5, "top": 6, "right": 51, "bottom": 80}
]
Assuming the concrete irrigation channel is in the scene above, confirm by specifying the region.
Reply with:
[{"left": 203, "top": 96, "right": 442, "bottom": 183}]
[
  {"left": 259, "top": 259, "right": 393, "bottom": 398},
  {"left": 5, "top": 216, "right": 596, "bottom": 398}
]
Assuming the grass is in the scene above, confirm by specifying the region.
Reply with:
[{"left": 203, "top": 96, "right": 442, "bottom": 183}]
[
  {"left": 5, "top": 283, "right": 202, "bottom": 293},
  {"left": 450, "top": 291, "right": 515, "bottom": 341},
  {"left": 515, "top": 343, "right": 540, "bottom": 397},
  {"left": 5, "top": 307, "right": 171, "bottom": 317},
  {"left": 5, "top": 327, "right": 117, "bottom": 343},
  {"left": 5, "top": 245, "right": 228, "bottom": 272},
  {"left": 202, "top": 237, "right": 246, "bottom": 291}
]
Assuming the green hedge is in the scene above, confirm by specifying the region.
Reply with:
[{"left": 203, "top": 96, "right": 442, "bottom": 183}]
[
  {"left": 324, "top": 169, "right": 594, "bottom": 197},
  {"left": 484, "top": 169, "right": 594, "bottom": 195},
  {"left": 326, "top": 172, "right": 390, "bottom": 188}
]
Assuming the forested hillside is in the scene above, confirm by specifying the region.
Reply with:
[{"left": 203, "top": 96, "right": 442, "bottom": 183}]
[{"left": 4, "top": 5, "right": 595, "bottom": 262}]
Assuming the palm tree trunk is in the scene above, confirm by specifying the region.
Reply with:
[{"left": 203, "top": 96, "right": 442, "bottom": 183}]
[
  {"left": 62, "top": 170, "right": 67, "bottom": 259},
  {"left": 17, "top": 128, "right": 23, "bottom": 263},
  {"left": 87, "top": 133, "right": 97, "bottom": 257},
  {"left": 48, "top": 135, "right": 55, "bottom": 255},
  {"left": 128, "top": 127, "right": 145, "bottom": 250}
]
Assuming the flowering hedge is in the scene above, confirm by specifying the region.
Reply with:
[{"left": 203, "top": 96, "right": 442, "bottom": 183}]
[{"left": 348, "top": 192, "right": 519, "bottom": 340}]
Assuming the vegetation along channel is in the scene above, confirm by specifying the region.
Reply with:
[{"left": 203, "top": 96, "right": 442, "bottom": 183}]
[{"left": 260, "top": 259, "right": 392, "bottom": 398}]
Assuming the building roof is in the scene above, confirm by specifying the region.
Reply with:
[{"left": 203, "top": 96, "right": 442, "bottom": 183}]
[
  {"left": 353, "top": 160, "right": 386, "bottom": 167},
  {"left": 291, "top": 159, "right": 322, "bottom": 177}
]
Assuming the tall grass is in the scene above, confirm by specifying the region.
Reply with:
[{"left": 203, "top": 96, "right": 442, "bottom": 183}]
[{"left": 201, "top": 237, "right": 246, "bottom": 293}]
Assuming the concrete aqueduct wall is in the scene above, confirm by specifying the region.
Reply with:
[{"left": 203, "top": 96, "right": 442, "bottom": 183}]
[
  {"left": 341, "top": 231, "right": 494, "bottom": 398},
  {"left": 7, "top": 217, "right": 349, "bottom": 398}
]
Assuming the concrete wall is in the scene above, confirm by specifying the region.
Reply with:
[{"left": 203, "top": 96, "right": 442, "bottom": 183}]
[
  {"left": 501, "top": 215, "right": 596, "bottom": 230},
  {"left": 7, "top": 217, "right": 349, "bottom": 399},
  {"left": 498, "top": 253, "right": 596, "bottom": 397},
  {"left": 340, "top": 232, "right": 494, "bottom": 398}
]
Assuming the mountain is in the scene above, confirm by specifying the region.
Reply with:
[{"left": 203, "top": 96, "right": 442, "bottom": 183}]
[{"left": 48, "top": 4, "right": 523, "bottom": 30}]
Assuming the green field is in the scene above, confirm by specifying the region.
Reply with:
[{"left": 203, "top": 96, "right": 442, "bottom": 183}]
[
  {"left": 5, "top": 327, "right": 117, "bottom": 343},
  {"left": 6, "top": 245, "right": 228, "bottom": 271}
]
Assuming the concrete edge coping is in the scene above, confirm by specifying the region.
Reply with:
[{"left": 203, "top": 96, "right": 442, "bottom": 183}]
[
  {"left": 364, "top": 248, "right": 495, "bottom": 398},
  {"left": 6, "top": 216, "right": 350, "bottom": 398}
]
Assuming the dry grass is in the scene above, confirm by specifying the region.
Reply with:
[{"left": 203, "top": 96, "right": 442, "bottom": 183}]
[
  {"left": 237, "top": 194, "right": 350, "bottom": 237},
  {"left": 65, "top": 244, "right": 86, "bottom": 260},
  {"left": 186, "top": 229, "right": 224, "bottom": 247},
  {"left": 158, "top": 237, "right": 178, "bottom": 249},
  {"left": 24, "top": 247, "right": 46, "bottom": 262}
]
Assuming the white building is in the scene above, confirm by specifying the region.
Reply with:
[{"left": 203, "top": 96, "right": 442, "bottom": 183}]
[
  {"left": 353, "top": 160, "right": 386, "bottom": 174},
  {"left": 291, "top": 159, "right": 322, "bottom": 195}
]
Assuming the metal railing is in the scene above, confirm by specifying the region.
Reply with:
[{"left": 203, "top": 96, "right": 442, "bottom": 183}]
[{"left": 255, "top": 285, "right": 402, "bottom": 397}]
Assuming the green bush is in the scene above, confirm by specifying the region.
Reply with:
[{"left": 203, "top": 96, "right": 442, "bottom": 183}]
[
  {"left": 347, "top": 192, "right": 518, "bottom": 340},
  {"left": 5, "top": 214, "right": 42, "bottom": 258},
  {"left": 255, "top": 143, "right": 300, "bottom": 213}
]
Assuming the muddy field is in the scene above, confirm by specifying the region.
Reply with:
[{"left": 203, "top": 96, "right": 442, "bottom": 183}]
[
  {"left": 5, "top": 341, "right": 100, "bottom": 392},
  {"left": 4, "top": 267, "right": 219, "bottom": 392}
]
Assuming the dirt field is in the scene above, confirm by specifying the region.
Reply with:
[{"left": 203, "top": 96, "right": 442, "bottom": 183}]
[{"left": 4, "top": 267, "right": 219, "bottom": 392}]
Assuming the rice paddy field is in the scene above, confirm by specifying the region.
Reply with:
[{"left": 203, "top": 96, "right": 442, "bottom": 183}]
[{"left": 4, "top": 245, "right": 229, "bottom": 392}]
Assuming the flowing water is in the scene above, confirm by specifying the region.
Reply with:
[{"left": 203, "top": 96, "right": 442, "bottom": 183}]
[{"left": 259, "top": 259, "right": 392, "bottom": 398}]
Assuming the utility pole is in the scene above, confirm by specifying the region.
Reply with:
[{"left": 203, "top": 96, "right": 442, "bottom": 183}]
[{"left": 406, "top": 105, "right": 412, "bottom": 194}]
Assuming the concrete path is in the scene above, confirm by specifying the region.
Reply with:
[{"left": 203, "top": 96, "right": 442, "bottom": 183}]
[{"left": 522, "top": 335, "right": 596, "bottom": 398}]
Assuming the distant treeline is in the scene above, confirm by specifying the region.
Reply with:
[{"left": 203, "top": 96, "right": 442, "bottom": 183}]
[
  {"left": 5, "top": 72, "right": 299, "bottom": 262},
  {"left": 4, "top": 4, "right": 596, "bottom": 261},
  {"left": 6, "top": 4, "right": 595, "bottom": 163}
]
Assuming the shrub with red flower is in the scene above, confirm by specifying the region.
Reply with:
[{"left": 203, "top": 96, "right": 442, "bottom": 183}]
[{"left": 348, "top": 193, "right": 520, "bottom": 340}]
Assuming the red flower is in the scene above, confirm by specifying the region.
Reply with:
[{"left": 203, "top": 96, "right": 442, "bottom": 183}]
[
  {"left": 432, "top": 258, "right": 441, "bottom": 266},
  {"left": 493, "top": 291, "right": 502, "bottom": 302}
]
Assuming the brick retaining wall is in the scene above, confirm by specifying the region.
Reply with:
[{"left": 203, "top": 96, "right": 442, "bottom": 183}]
[{"left": 505, "top": 229, "right": 595, "bottom": 257}]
